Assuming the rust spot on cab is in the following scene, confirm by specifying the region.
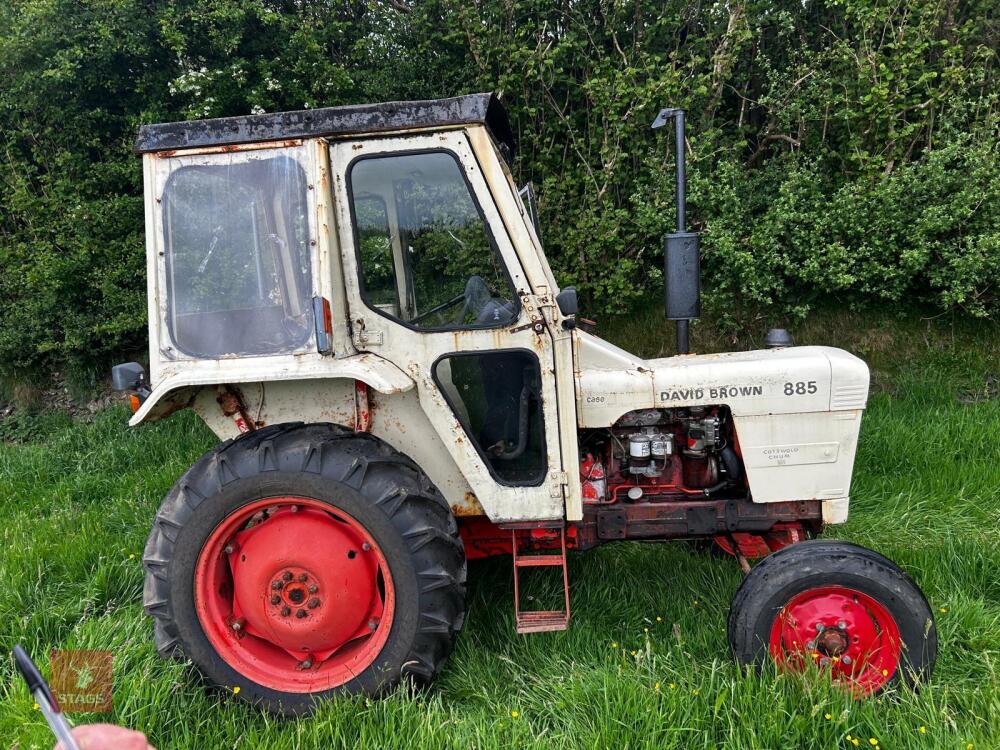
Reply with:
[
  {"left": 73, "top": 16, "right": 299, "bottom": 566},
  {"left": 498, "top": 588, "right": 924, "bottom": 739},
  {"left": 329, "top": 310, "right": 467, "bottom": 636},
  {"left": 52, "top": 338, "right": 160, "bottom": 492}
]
[{"left": 451, "top": 491, "right": 484, "bottom": 516}]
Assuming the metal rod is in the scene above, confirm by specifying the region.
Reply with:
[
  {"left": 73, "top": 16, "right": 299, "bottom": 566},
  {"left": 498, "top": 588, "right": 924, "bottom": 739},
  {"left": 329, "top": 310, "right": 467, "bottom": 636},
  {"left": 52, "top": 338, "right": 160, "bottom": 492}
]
[
  {"left": 676, "top": 319, "right": 690, "bottom": 355},
  {"left": 675, "top": 110, "right": 686, "bottom": 233}
]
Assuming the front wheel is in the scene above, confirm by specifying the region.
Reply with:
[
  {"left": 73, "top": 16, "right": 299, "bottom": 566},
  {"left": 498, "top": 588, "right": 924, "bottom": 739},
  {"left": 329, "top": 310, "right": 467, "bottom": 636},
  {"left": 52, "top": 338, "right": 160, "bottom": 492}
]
[
  {"left": 142, "top": 423, "right": 466, "bottom": 715},
  {"left": 728, "top": 540, "right": 936, "bottom": 695}
]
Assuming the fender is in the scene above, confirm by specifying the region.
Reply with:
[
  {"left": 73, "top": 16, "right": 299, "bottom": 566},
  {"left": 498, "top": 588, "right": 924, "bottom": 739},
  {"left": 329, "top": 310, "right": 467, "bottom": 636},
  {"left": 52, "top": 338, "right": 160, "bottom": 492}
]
[{"left": 129, "top": 353, "right": 415, "bottom": 426}]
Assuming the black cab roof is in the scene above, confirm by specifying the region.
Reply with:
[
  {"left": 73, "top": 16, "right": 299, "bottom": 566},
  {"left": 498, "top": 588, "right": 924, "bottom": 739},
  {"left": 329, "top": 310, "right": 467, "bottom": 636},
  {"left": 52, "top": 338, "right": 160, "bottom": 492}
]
[{"left": 135, "top": 92, "right": 516, "bottom": 160}]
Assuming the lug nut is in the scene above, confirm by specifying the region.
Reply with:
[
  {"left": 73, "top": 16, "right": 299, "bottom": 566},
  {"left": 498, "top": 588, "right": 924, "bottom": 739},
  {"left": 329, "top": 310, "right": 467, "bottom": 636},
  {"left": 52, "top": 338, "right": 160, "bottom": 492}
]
[
  {"left": 815, "top": 623, "right": 825, "bottom": 632},
  {"left": 362, "top": 542, "right": 371, "bottom": 551},
  {"left": 368, "top": 619, "right": 378, "bottom": 631},
  {"left": 270, "top": 594, "right": 281, "bottom": 605},
  {"left": 308, "top": 584, "right": 318, "bottom": 594},
  {"left": 223, "top": 544, "right": 235, "bottom": 555},
  {"left": 282, "top": 571, "right": 293, "bottom": 582},
  {"left": 297, "top": 573, "right": 308, "bottom": 583},
  {"left": 837, "top": 620, "right": 848, "bottom": 630},
  {"left": 300, "top": 658, "right": 313, "bottom": 669},
  {"left": 289, "top": 505, "right": 298, "bottom": 513},
  {"left": 296, "top": 609, "right": 307, "bottom": 619},
  {"left": 308, "top": 598, "right": 320, "bottom": 609},
  {"left": 231, "top": 620, "right": 243, "bottom": 631},
  {"left": 806, "top": 640, "right": 816, "bottom": 650},
  {"left": 281, "top": 606, "right": 291, "bottom": 616},
  {"left": 841, "top": 655, "right": 852, "bottom": 666},
  {"left": 819, "top": 657, "right": 830, "bottom": 667},
  {"left": 271, "top": 580, "right": 283, "bottom": 590}
]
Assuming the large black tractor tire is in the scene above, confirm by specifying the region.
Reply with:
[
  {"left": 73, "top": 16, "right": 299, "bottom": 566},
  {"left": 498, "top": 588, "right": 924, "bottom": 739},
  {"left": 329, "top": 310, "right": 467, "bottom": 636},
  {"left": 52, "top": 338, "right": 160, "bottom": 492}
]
[
  {"left": 728, "top": 540, "right": 936, "bottom": 694},
  {"left": 142, "top": 423, "right": 466, "bottom": 715}
]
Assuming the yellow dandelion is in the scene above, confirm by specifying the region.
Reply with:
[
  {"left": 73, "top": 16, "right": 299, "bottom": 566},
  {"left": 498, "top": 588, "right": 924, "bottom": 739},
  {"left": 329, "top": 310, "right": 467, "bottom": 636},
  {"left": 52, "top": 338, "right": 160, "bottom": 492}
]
[
  {"left": 939, "top": 607, "right": 948, "bottom": 613},
  {"left": 846, "top": 736, "right": 853, "bottom": 741},
  {"left": 644, "top": 627, "right": 649, "bottom": 633},
  {"left": 919, "top": 726, "right": 926, "bottom": 734},
  {"left": 656, "top": 616, "right": 663, "bottom": 622},
  {"left": 129, "top": 553, "right": 136, "bottom": 560},
  {"left": 669, "top": 683, "right": 676, "bottom": 690},
  {"left": 852, "top": 740, "right": 859, "bottom": 747},
  {"left": 33, "top": 703, "right": 40, "bottom": 711},
  {"left": 611, "top": 642, "right": 619, "bottom": 649},
  {"left": 966, "top": 744, "right": 973, "bottom": 750},
  {"left": 869, "top": 739, "right": 878, "bottom": 747},
  {"left": 654, "top": 682, "right": 661, "bottom": 691},
  {"left": 692, "top": 688, "right": 700, "bottom": 695},
  {"left": 824, "top": 713, "right": 832, "bottom": 720},
  {"left": 693, "top": 600, "right": 699, "bottom": 606},
  {"left": 511, "top": 710, "right": 519, "bottom": 719},
  {"left": 630, "top": 650, "right": 637, "bottom": 657},
  {"left": 232, "top": 686, "right": 241, "bottom": 694}
]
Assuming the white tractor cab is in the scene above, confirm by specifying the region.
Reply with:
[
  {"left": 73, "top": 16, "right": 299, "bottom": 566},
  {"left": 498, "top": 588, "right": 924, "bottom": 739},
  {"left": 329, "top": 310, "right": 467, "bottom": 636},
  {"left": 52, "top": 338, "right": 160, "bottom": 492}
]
[{"left": 114, "top": 93, "right": 935, "bottom": 714}]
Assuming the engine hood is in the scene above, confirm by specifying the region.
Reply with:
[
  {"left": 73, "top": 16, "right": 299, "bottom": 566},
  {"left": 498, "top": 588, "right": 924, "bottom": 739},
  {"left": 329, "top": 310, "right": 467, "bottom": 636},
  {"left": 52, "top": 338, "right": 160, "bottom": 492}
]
[{"left": 574, "top": 331, "right": 869, "bottom": 428}]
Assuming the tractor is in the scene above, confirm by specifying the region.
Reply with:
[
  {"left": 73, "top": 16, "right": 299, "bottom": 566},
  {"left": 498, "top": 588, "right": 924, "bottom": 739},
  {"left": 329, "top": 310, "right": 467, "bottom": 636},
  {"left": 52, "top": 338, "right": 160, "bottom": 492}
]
[{"left": 113, "top": 93, "right": 936, "bottom": 715}]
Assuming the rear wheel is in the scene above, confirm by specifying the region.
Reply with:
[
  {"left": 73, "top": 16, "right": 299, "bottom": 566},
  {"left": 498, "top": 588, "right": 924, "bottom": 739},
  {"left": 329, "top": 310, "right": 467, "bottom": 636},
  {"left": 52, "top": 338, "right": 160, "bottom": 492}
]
[
  {"left": 142, "top": 423, "right": 466, "bottom": 715},
  {"left": 728, "top": 540, "right": 936, "bottom": 695}
]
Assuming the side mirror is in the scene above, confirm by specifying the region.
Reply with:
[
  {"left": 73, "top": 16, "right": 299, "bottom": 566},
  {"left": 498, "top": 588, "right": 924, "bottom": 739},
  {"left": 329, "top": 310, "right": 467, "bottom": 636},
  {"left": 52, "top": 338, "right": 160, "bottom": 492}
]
[
  {"left": 111, "top": 362, "right": 149, "bottom": 396},
  {"left": 555, "top": 287, "right": 579, "bottom": 329}
]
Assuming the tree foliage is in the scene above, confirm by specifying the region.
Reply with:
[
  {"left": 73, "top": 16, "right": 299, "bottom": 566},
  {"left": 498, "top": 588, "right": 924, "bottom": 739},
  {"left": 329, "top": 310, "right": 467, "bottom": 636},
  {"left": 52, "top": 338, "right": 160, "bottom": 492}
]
[{"left": 0, "top": 0, "right": 997, "bottom": 378}]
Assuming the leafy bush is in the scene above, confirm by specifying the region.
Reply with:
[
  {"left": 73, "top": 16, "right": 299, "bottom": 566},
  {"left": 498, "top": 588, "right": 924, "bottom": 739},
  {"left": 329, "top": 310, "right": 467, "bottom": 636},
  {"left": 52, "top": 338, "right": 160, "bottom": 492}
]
[{"left": 0, "top": 0, "right": 997, "bottom": 382}]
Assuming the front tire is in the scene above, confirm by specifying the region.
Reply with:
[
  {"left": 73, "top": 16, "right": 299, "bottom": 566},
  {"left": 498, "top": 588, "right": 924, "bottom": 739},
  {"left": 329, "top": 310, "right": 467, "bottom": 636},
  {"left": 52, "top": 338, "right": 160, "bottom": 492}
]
[
  {"left": 728, "top": 540, "right": 936, "bottom": 695},
  {"left": 142, "top": 423, "right": 466, "bottom": 715}
]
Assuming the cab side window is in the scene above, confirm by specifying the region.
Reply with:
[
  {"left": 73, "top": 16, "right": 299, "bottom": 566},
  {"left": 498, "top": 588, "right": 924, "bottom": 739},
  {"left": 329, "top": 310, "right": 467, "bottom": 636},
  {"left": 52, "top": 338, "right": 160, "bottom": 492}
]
[
  {"left": 348, "top": 151, "right": 518, "bottom": 330},
  {"left": 163, "top": 155, "right": 313, "bottom": 358}
]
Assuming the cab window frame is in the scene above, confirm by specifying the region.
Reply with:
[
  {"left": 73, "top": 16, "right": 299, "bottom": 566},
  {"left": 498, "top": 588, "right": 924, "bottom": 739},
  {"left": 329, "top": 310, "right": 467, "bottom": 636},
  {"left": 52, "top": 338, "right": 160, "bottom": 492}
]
[{"left": 345, "top": 147, "right": 522, "bottom": 333}]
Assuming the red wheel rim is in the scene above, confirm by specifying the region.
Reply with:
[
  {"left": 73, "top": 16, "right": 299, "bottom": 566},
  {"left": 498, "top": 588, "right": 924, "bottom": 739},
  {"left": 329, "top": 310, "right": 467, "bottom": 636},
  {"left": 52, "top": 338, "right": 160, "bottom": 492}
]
[
  {"left": 194, "top": 496, "right": 395, "bottom": 693},
  {"left": 768, "top": 585, "right": 902, "bottom": 694}
]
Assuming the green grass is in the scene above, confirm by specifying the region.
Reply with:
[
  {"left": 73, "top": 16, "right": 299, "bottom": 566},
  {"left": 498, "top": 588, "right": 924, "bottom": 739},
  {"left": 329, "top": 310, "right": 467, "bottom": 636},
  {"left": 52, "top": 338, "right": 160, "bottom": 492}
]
[{"left": 2, "top": 309, "right": 1000, "bottom": 749}]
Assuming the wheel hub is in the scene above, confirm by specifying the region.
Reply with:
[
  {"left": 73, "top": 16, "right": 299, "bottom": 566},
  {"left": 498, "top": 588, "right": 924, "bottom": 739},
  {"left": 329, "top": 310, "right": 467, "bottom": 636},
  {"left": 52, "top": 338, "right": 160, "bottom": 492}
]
[
  {"left": 815, "top": 625, "right": 849, "bottom": 658},
  {"left": 268, "top": 566, "right": 320, "bottom": 615}
]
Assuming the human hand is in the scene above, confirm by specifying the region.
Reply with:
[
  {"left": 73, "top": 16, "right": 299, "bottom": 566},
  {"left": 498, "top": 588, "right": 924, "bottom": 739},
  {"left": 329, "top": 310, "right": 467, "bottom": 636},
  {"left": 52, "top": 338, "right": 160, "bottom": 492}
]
[{"left": 55, "top": 723, "right": 155, "bottom": 750}]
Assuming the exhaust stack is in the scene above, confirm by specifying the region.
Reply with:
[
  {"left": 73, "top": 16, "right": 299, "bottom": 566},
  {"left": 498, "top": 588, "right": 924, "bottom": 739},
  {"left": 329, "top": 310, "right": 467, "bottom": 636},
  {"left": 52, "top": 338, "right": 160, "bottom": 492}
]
[{"left": 652, "top": 107, "right": 700, "bottom": 355}]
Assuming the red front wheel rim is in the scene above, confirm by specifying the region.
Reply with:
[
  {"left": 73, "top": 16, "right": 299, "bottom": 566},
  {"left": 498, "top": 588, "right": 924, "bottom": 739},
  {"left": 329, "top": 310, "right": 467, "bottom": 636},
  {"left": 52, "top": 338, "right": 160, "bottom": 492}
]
[
  {"left": 194, "top": 496, "right": 395, "bottom": 693},
  {"left": 768, "top": 585, "right": 902, "bottom": 694}
]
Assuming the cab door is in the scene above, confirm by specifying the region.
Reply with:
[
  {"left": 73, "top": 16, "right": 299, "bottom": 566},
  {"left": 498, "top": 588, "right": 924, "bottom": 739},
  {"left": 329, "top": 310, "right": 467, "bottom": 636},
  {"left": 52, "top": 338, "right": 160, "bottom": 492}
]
[{"left": 329, "top": 131, "right": 567, "bottom": 522}]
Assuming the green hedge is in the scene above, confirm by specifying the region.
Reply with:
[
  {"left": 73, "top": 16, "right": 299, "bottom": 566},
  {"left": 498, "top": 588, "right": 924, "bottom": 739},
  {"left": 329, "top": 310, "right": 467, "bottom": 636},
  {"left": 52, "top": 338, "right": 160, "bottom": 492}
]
[{"left": 1, "top": 0, "right": 997, "bottom": 380}]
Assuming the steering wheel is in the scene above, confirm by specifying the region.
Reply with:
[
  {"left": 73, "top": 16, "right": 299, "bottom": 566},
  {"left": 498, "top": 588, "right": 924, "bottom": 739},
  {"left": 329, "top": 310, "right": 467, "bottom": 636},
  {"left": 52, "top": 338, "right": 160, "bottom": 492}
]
[
  {"left": 410, "top": 292, "right": 467, "bottom": 325},
  {"left": 410, "top": 277, "right": 512, "bottom": 327}
]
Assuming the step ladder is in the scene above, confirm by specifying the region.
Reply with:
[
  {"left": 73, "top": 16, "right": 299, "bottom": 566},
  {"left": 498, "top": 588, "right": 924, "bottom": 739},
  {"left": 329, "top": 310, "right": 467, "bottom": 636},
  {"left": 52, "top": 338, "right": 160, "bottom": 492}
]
[{"left": 511, "top": 524, "right": 570, "bottom": 633}]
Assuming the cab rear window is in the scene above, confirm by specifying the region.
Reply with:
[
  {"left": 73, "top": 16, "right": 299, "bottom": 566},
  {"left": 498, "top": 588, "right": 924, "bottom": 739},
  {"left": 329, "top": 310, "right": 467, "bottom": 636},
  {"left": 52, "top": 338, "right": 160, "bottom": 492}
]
[{"left": 162, "top": 154, "right": 313, "bottom": 358}]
